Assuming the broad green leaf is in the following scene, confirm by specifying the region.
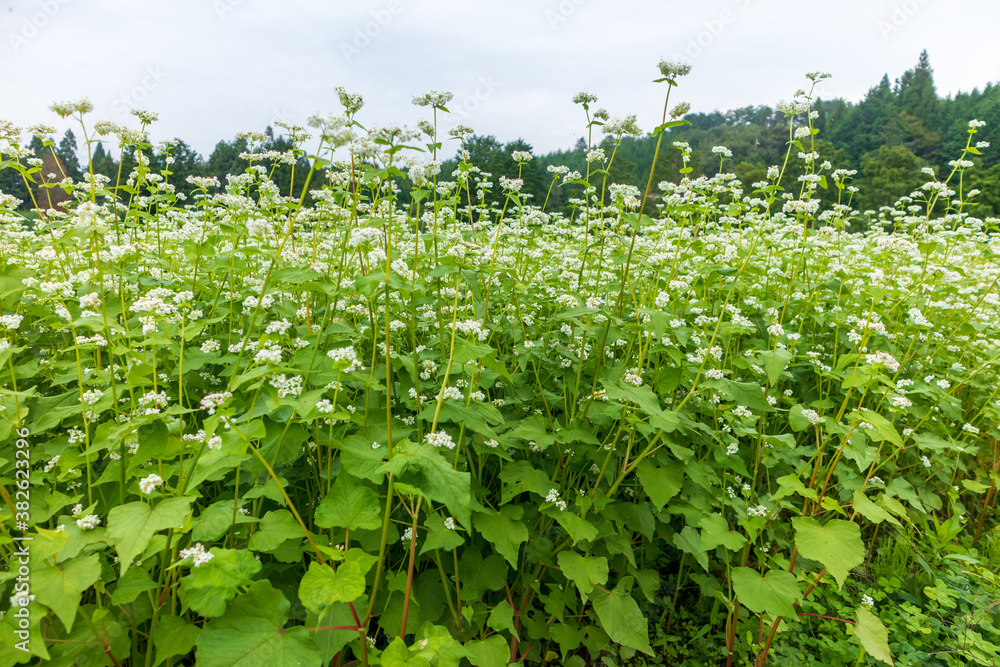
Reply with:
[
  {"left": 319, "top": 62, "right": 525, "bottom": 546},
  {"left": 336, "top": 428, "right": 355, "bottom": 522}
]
[
  {"left": 699, "top": 514, "right": 747, "bottom": 552},
  {"left": 672, "top": 526, "right": 708, "bottom": 572},
  {"left": 852, "top": 490, "right": 899, "bottom": 527},
  {"left": 196, "top": 580, "right": 322, "bottom": 666},
  {"left": 111, "top": 566, "right": 157, "bottom": 605},
  {"left": 419, "top": 514, "right": 464, "bottom": 555},
  {"left": 341, "top": 434, "right": 389, "bottom": 483},
  {"left": 757, "top": 349, "right": 794, "bottom": 386},
  {"left": 604, "top": 380, "right": 662, "bottom": 416},
  {"left": 731, "top": 567, "right": 800, "bottom": 618},
  {"left": 476, "top": 505, "right": 528, "bottom": 566},
  {"left": 463, "top": 635, "right": 509, "bottom": 667},
  {"left": 549, "top": 509, "right": 597, "bottom": 545},
  {"left": 792, "top": 517, "right": 864, "bottom": 588},
  {"left": 378, "top": 440, "right": 471, "bottom": 528},
  {"left": 307, "top": 596, "right": 363, "bottom": 664},
  {"left": 192, "top": 500, "right": 258, "bottom": 541},
  {"left": 635, "top": 460, "right": 683, "bottom": 509},
  {"left": 854, "top": 606, "right": 894, "bottom": 665},
  {"left": 773, "top": 473, "right": 818, "bottom": 501},
  {"left": 152, "top": 615, "right": 201, "bottom": 667},
  {"left": 592, "top": 578, "right": 652, "bottom": 655},
  {"left": 381, "top": 637, "right": 431, "bottom": 667},
  {"left": 557, "top": 551, "right": 609, "bottom": 599},
  {"left": 32, "top": 554, "right": 100, "bottom": 632},
  {"left": 487, "top": 600, "right": 518, "bottom": 639},
  {"left": 108, "top": 497, "right": 195, "bottom": 576},
  {"left": 178, "top": 548, "right": 261, "bottom": 617},
  {"left": 721, "top": 380, "right": 770, "bottom": 412},
  {"left": 316, "top": 474, "right": 382, "bottom": 531},
  {"left": 247, "top": 509, "right": 304, "bottom": 552},
  {"left": 858, "top": 410, "right": 902, "bottom": 447},
  {"left": 299, "top": 561, "right": 365, "bottom": 613},
  {"left": 789, "top": 404, "right": 819, "bottom": 432}
]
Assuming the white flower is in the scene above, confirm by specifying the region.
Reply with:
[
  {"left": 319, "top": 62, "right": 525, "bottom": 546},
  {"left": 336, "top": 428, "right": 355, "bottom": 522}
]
[
  {"left": 139, "top": 474, "right": 163, "bottom": 495},
  {"left": 200, "top": 391, "right": 232, "bottom": 414},
  {"left": 747, "top": 505, "right": 768, "bottom": 518},
  {"left": 801, "top": 408, "right": 821, "bottom": 425},
  {"left": 0, "top": 313, "right": 23, "bottom": 329},
  {"left": 545, "top": 489, "right": 560, "bottom": 503},
  {"left": 76, "top": 514, "right": 101, "bottom": 531},
  {"left": 861, "top": 594, "right": 874, "bottom": 610},
  {"left": 425, "top": 431, "right": 455, "bottom": 450},
  {"left": 726, "top": 443, "right": 739, "bottom": 455},
  {"left": 178, "top": 542, "right": 214, "bottom": 567},
  {"left": 443, "top": 517, "right": 456, "bottom": 530}
]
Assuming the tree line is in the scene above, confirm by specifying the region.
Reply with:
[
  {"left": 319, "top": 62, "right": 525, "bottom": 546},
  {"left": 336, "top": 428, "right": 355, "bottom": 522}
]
[{"left": 3, "top": 51, "right": 997, "bottom": 220}]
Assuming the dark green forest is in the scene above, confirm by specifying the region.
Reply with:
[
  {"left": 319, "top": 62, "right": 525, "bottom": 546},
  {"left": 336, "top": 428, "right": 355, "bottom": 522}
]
[{"left": 4, "top": 51, "right": 997, "bottom": 219}]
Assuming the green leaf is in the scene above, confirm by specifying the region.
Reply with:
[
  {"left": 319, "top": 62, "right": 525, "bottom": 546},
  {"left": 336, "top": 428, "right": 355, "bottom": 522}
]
[
  {"left": 592, "top": 579, "right": 652, "bottom": 655},
  {"left": 486, "top": 600, "right": 518, "bottom": 639},
  {"left": 772, "top": 473, "right": 818, "bottom": 501},
  {"left": 756, "top": 349, "right": 794, "bottom": 386},
  {"left": 721, "top": 380, "right": 770, "bottom": 412},
  {"left": 463, "top": 635, "right": 509, "bottom": 667},
  {"left": 553, "top": 511, "right": 599, "bottom": 546},
  {"left": 419, "top": 514, "right": 464, "bottom": 555},
  {"left": 307, "top": 596, "right": 362, "bottom": 664},
  {"left": 852, "top": 490, "right": 899, "bottom": 527},
  {"left": 858, "top": 410, "right": 902, "bottom": 447},
  {"left": 192, "top": 500, "right": 258, "bottom": 541},
  {"left": 699, "top": 514, "right": 747, "bottom": 552},
  {"left": 476, "top": 505, "right": 528, "bottom": 566},
  {"left": 247, "top": 509, "right": 304, "bottom": 552},
  {"left": 731, "top": 567, "right": 800, "bottom": 618},
  {"left": 672, "top": 526, "right": 708, "bottom": 572},
  {"left": 152, "top": 615, "right": 201, "bottom": 667},
  {"left": 378, "top": 440, "right": 471, "bottom": 528},
  {"left": 179, "top": 548, "right": 261, "bottom": 617},
  {"left": 791, "top": 517, "right": 864, "bottom": 588},
  {"left": 196, "top": 580, "right": 322, "bottom": 667},
  {"left": 635, "top": 460, "right": 683, "bottom": 509},
  {"left": 789, "top": 405, "right": 819, "bottom": 432},
  {"left": 32, "top": 554, "right": 100, "bottom": 632},
  {"left": 556, "top": 551, "right": 609, "bottom": 599},
  {"left": 381, "top": 637, "right": 431, "bottom": 667},
  {"left": 316, "top": 474, "right": 382, "bottom": 531},
  {"left": 111, "top": 566, "right": 157, "bottom": 605},
  {"left": 298, "top": 561, "right": 365, "bottom": 614},
  {"left": 854, "top": 606, "right": 894, "bottom": 665},
  {"left": 108, "top": 497, "right": 195, "bottom": 577}
]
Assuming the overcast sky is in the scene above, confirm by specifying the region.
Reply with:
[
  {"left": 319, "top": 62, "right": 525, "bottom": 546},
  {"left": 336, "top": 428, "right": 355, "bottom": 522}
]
[{"left": 2, "top": 0, "right": 998, "bottom": 159}]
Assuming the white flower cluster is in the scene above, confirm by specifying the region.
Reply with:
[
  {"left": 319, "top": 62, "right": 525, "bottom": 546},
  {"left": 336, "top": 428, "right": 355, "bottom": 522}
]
[
  {"left": 139, "top": 474, "right": 163, "bottom": 495},
  {"left": 178, "top": 542, "right": 214, "bottom": 567},
  {"left": 200, "top": 391, "right": 232, "bottom": 415},
  {"left": 327, "top": 346, "right": 363, "bottom": 372},
  {"left": 76, "top": 514, "right": 101, "bottom": 531},
  {"left": 425, "top": 430, "right": 455, "bottom": 450}
]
